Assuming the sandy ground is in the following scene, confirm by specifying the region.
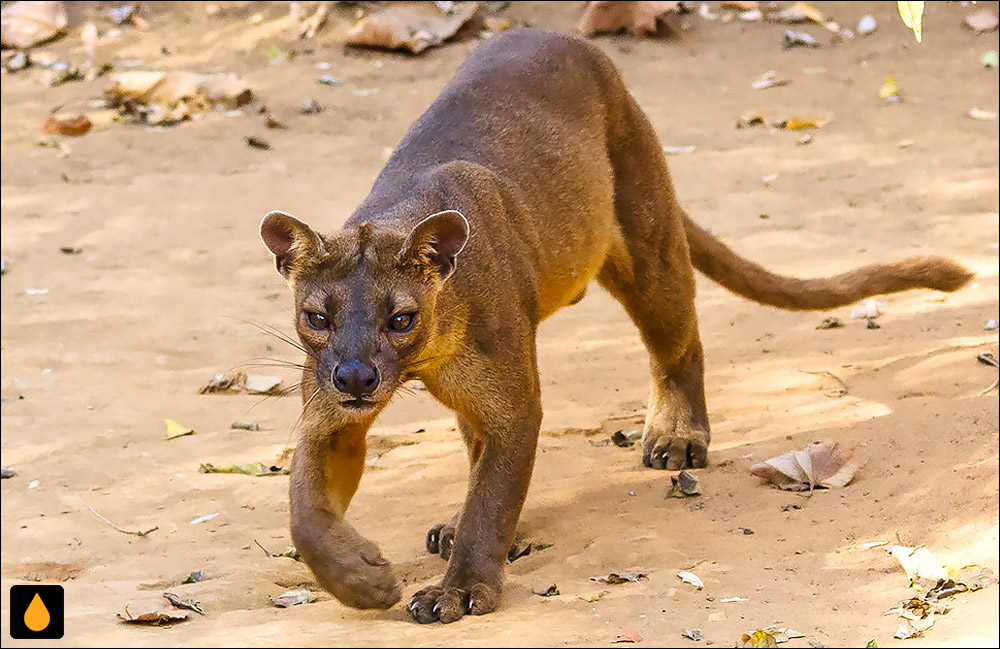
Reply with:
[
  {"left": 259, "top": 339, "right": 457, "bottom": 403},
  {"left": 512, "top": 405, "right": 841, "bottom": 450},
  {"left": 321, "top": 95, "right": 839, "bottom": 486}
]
[{"left": 1, "top": 2, "right": 998, "bottom": 646}]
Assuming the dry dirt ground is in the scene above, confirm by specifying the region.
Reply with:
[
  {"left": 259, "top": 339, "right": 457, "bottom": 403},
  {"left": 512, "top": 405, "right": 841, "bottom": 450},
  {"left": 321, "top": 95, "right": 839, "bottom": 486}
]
[{"left": 1, "top": 2, "right": 998, "bottom": 647}]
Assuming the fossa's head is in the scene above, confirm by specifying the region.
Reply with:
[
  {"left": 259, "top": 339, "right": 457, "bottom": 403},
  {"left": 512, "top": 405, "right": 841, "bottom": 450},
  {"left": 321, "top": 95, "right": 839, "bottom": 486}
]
[{"left": 260, "top": 209, "right": 469, "bottom": 420}]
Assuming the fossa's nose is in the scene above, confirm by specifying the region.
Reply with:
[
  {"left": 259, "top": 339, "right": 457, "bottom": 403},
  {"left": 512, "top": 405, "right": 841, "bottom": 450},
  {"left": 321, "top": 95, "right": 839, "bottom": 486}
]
[{"left": 333, "top": 360, "right": 380, "bottom": 397}]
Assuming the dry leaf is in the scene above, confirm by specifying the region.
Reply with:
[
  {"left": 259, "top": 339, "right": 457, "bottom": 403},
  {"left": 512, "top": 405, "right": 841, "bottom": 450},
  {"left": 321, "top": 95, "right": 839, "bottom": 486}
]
[
  {"left": 736, "top": 109, "right": 767, "bottom": 128},
  {"left": 782, "top": 30, "right": 818, "bottom": 48},
  {"left": 964, "top": 8, "right": 999, "bottom": 34},
  {"left": 106, "top": 71, "right": 252, "bottom": 125},
  {"left": 1, "top": 1, "right": 67, "bottom": 48},
  {"left": 816, "top": 316, "right": 844, "bottom": 329},
  {"left": 162, "top": 592, "right": 204, "bottom": 615},
  {"left": 346, "top": 1, "right": 480, "bottom": 55},
  {"left": 751, "top": 70, "right": 790, "bottom": 90},
  {"left": 780, "top": 115, "right": 831, "bottom": 130},
  {"left": 532, "top": 584, "right": 559, "bottom": 597},
  {"left": 271, "top": 589, "right": 317, "bottom": 608},
  {"left": 968, "top": 106, "right": 998, "bottom": 121},
  {"left": 244, "top": 374, "right": 282, "bottom": 394},
  {"left": 42, "top": 115, "right": 92, "bottom": 137},
  {"left": 773, "top": 2, "right": 824, "bottom": 24},
  {"left": 298, "top": 1, "right": 329, "bottom": 39},
  {"left": 613, "top": 630, "right": 643, "bottom": 643},
  {"left": 668, "top": 471, "right": 700, "bottom": 497},
  {"left": 885, "top": 545, "right": 948, "bottom": 584},
  {"left": 81, "top": 21, "right": 98, "bottom": 56},
  {"left": 762, "top": 626, "right": 806, "bottom": 643},
  {"left": 199, "top": 372, "right": 245, "bottom": 394},
  {"left": 897, "top": 1, "right": 924, "bottom": 43},
  {"left": 117, "top": 607, "right": 188, "bottom": 626},
  {"left": 677, "top": 570, "right": 704, "bottom": 589},
  {"left": 879, "top": 73, "right": 902, "bottom": 102},
  {"left": 578, "top": 1, "right": 679, "bottom": 37},
  {"left": 953, "top": 564, "right": 998, "bottom": 591},
  {"left": 265, "top": 114, "right": 287, "bottom": 129},
  {"left": 164, "top": 418, "right": 194, "bottom": 440},
  {"left": 199, "top": 462, "right": 289, "bottom": 477},
  {"left": 591, "top": 572, "right": 647, "bottom": 584},
  {"left": 750, "top": 441, "right": 863, "bottom": 491},
  {"left": 739, "top": 630, "right": 778, "bottom": 648}
]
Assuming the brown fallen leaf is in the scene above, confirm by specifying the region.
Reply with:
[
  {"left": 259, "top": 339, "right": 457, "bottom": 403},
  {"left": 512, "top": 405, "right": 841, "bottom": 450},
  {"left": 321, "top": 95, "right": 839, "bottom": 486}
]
[
  {"left": 613, "top": 630, "right": 643, "bottom": 643},
  {"left": 532, "top": 584, "right": 559, "bottom": 597},
  {"left": 346, "top": 1, "right": 480, "bottom": 55},
  {"left": 736, "top": 109, "right": 767, "bottom": 128},
  {"left": 199, "top": 371, "right": 246, "bottom": 394},
  {"left": 591, "top": 572, "right": 647, "bottom": 584},
  {"left": 245, "top": 136, "right": 272, "bottom": 150},
  {"left": 1, "top": 0, "right": 67, "bottom": 48},
  {"left": 265, "top": 114, "right": 287, "bottom": 130},
  {"left": 578, "top": 1, "right": 679, "bottom": 37},
  {"left": 117, "top": 606, "right": 188, "bottom": 626},
  {"left": 750, "top": 440, "right": 864, "bottom": 491},
  {"left": 199, "top": 462, "right": 289, "bottom": 477},
  {"left": 815, "top": 316, "right": 844, "bottom": 329},
  {"left": 42, "top": 115, "right": 92, "bottom": 136},
  {"left": 106, "top": 70, "right": 252, "bottom": 125}
]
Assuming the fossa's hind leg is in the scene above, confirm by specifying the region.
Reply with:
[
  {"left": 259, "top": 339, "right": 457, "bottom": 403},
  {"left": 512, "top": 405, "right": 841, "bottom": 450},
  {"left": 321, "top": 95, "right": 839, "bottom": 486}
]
[
  {"left": 599, "top": 248, "right": 710, "bottom": 470},
  {"left": 599, "top": 104, "right": 710, "bottom": 469}
]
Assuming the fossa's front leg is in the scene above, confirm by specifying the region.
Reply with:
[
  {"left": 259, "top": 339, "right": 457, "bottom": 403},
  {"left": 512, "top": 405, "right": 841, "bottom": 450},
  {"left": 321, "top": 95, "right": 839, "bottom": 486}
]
[{"left": 410, "top": 352, "right": 542, "bottom": 624}]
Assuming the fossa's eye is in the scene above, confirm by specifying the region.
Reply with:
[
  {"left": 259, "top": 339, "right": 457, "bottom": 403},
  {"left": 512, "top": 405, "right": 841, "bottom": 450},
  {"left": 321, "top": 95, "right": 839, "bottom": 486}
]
[
  {"left": 304, "top": 311, "right": 329, "bottom": 330},
  {"left": 388, "top": 312, "right": 415, "bottom": 332}
]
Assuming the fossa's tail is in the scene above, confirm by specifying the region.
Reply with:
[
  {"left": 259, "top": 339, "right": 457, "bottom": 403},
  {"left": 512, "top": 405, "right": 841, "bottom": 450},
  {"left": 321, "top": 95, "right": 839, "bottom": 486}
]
[{"left": 683, "top": 214, "right": 973, "bottom": 310}]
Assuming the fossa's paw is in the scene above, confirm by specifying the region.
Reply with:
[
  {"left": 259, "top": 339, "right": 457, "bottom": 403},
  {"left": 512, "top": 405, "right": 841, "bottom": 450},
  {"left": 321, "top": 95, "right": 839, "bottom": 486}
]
[
  {"left": 642, "top": 426, "right": 708, "bottom": 470},
  {"left": 425, "top": 522, "right": 456, "bottom": 560},
  {"left": 409, "top": 582, "right": 500, "bottom": 624}
]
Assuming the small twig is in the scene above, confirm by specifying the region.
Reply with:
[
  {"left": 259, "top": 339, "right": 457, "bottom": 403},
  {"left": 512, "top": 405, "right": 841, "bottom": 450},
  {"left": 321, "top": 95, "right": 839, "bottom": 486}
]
[
  {"left": 85, "top": 504, "right": 158, "bottom": 538},
  {"left": 979, "top": 378, "right": 999, "bottom": 397},
  {"left": 254, "top": 539, "right": 275, "bottom": 557},
  {"left": 799, "top": 369, "right": 848, "bottom": 397}
]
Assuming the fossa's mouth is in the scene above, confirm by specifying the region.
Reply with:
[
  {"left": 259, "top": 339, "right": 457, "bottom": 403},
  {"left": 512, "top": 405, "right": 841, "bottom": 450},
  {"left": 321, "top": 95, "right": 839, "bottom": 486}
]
[{"left": 341, "top": 398, "right": 377, "bottom": 411}]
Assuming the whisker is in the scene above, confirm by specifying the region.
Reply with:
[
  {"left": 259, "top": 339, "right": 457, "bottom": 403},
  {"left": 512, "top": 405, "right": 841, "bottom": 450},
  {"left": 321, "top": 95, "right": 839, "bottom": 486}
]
[
  {"left": 236, "top": 317, "right": 319, "bottom": 361},
  {"left": 236, "top": 358, "right": 312, "bottom": 372},
  {"left": 282, "top": 386, "right": 322, "bottom": 455}
]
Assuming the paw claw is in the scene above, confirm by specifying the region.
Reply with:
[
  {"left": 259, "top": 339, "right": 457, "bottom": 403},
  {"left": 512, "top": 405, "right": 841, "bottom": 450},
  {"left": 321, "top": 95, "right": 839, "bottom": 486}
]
[{"left": 408, "top": 582, "right": 500, "bottom": 624}]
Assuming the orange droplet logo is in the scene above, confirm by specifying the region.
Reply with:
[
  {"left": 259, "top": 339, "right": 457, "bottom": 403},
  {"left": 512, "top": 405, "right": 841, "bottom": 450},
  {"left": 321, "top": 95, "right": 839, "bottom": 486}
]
[{"left": 24, "top": 592, "right": 51, "bottom": 632}]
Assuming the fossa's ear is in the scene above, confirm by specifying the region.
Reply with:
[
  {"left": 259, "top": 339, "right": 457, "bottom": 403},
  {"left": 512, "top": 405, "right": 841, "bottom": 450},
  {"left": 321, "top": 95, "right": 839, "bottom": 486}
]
[
  {"left": 398, "top": 210, "right": 470, "bottom": 280},
  {"left": 260, "top": 210, "right": 325, "bottom": 277}
]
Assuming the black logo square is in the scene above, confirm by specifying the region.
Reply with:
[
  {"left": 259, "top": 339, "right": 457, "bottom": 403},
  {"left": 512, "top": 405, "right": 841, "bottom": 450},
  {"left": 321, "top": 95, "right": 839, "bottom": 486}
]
[{"left": 9, "top": 585, "right": 64, "bottom": 639}]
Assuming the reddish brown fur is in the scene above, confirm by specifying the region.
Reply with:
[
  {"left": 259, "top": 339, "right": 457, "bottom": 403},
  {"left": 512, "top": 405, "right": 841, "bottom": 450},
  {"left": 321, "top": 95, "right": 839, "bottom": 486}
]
[{"left": 259, "top": 29, "right": 972, "bottom": 624}]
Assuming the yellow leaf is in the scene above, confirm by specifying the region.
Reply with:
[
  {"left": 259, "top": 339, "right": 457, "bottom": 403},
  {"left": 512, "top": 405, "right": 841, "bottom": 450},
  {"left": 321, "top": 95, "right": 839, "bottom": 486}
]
[
  {"left": 791, "top": 1, "right": 823, "bottom": 23},
  {"left": 783, "top": 116, "right": 831, "bottom": 130},
  {"left": 879, "top": 73, "right": 901, "bottom": 101},
  {"left": 164, "top": 418, "right": 194, "bottom": 439},
  {"left": 897, "top": 1, "right": 924, "bottom": 43},
  {"left": 739, "top": 630, "right": 779, "bottom": 648}
]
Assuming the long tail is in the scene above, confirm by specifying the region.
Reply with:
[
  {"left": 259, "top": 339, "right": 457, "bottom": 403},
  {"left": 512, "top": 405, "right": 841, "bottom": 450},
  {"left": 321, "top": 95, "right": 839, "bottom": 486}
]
[{"left": 683, "top": 215, "right": 974, "bottom": 311}]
